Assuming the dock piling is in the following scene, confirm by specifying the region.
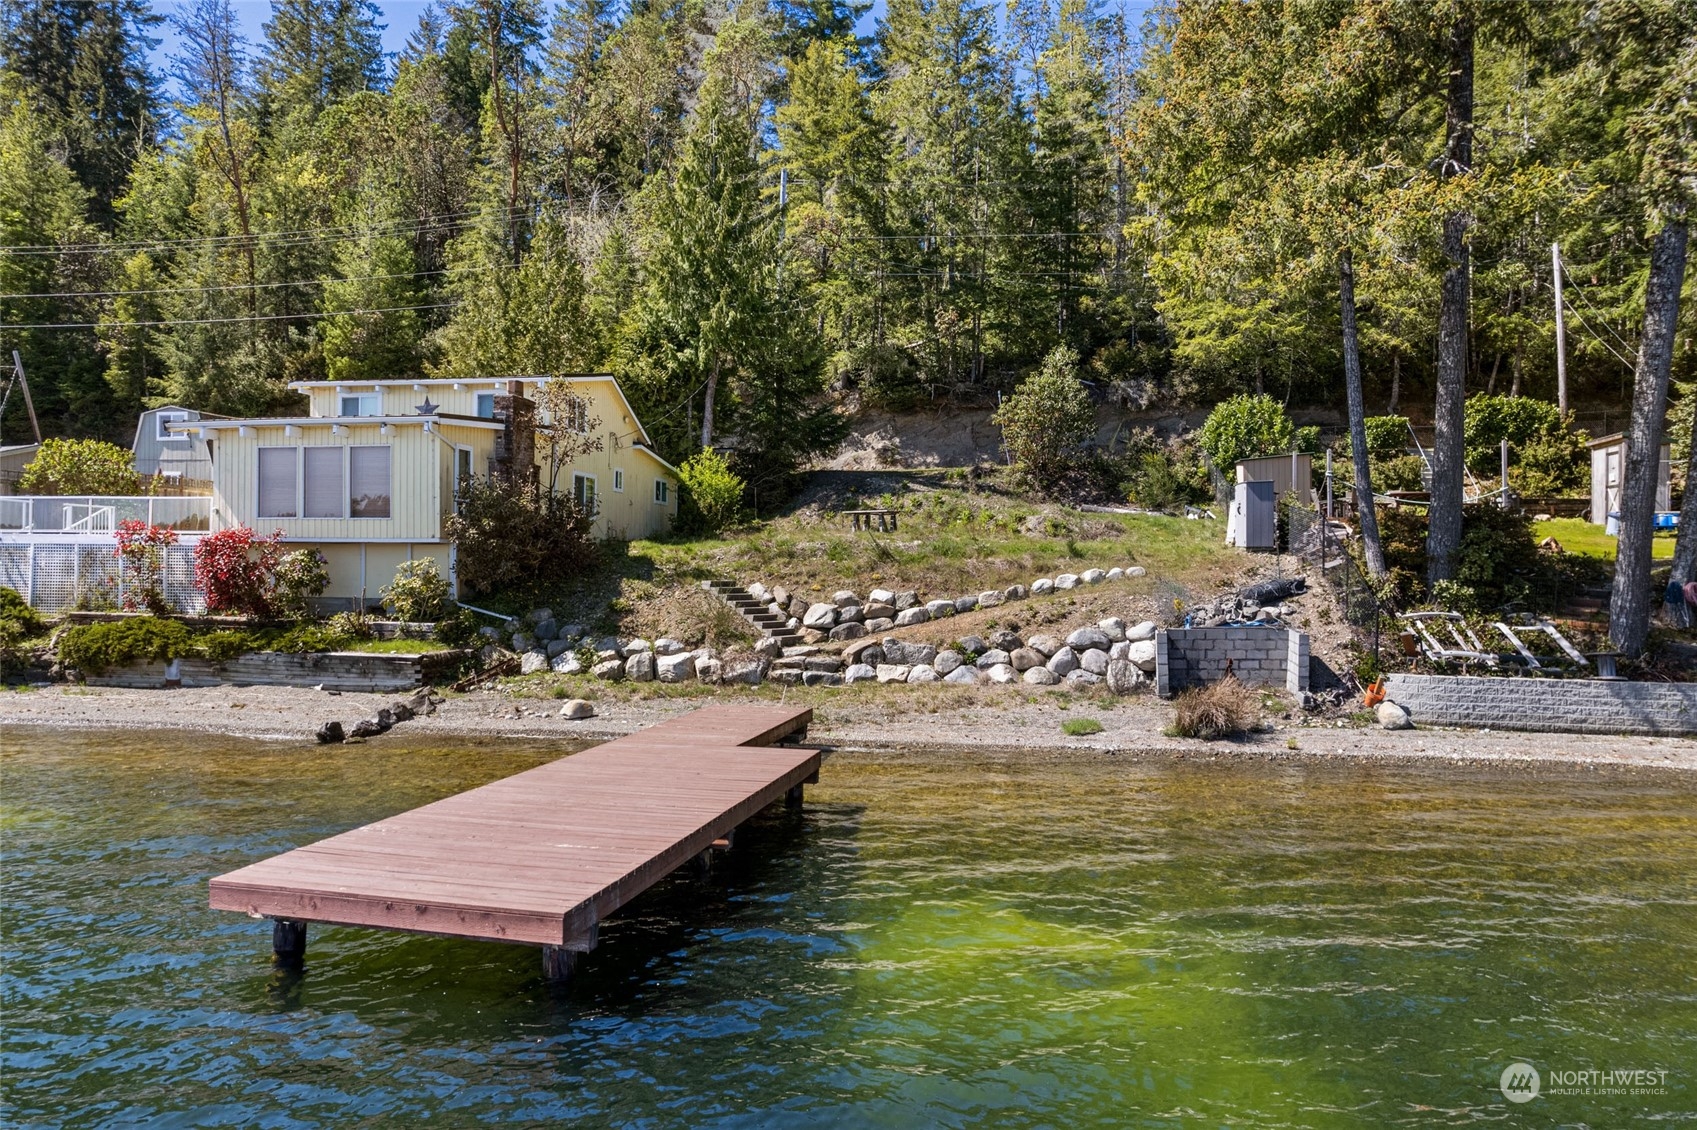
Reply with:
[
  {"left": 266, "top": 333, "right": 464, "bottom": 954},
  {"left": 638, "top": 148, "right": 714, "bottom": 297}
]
[{"left": 272, "top": 918, "right": 307, "bottom": 969}]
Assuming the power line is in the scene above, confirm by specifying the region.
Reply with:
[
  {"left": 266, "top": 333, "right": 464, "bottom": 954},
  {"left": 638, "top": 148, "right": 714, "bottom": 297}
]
[
  {"left": 3, "top": 301, "right": 459, "bottom": 331},
  {"left": 1, "top": 263, "right": 506, "bottom": 301}
]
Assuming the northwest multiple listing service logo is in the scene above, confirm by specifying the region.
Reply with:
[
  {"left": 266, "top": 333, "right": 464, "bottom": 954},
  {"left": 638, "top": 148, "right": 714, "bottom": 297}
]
[
  {"left": 1500, "top": 1063, "right": 1541, "bottom": 1103},
  {"left": 1499, "top": 1062, "right": 1672, "bottom": 1104}
]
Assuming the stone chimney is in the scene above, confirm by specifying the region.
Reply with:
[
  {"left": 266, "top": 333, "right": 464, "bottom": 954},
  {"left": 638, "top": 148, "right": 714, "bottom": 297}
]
[{"left": 490, "top": 379, "right": 536, "bottom": 487}]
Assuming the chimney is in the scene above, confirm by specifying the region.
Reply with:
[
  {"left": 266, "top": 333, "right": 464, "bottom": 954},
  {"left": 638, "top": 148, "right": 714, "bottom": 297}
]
[{"left": 490, "top": 380, "right": 536, "bottom": 487}]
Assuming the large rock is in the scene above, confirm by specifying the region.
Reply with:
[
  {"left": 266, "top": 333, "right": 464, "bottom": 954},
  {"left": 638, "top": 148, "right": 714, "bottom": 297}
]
[
  {"left": 884, "top": 640, "right": 937, "bottom": 666},
  {"left": 803, "top": 671, "right": 843, "bottom": 687},
  {"left": 1066, "top": 627, "right": 1112, "bottom": 651},
  {"left": 654, "top": 637, "right": 686, "bottom": 656},
  {"left": 521, "top": 650, "right": 551, "bottom": 675},
  {"left": 1127, "top": 566, "right": 1147, "bottom": 577},
  {"left": 1023, "top": 666, "right": 1060, "bottom": 686},
  {"left": 943, "top": 665, "right": 980, "bottom": 685},
  {"left": 1126, "top": 639, "right": 1158, "bottom": 672},
  {"left": 801, "top": 627, "right": 830, "bottom": 644},
  {"left": 977, "top": 590, "right": 1005, "bottom": 608},
  {"left": 1065, "top": 669, "right": 1102, "bottom": 688},
  {"left": 836, "top": 603, "right": 865, "bottom": 624},
  {"left": 624, "top": 638, "right": 652, "bottom": 654},
  {"left": 695, "top": 656, "right": 723, "bottom": 684},
  {"left": 894, "top": 607, "right": 931, "bottom": 627},
  {"left": 656, "top": 651, "right": 696, "bottom": 683},
  {"left": 844, "top": 663, "right": 878, "bottom": 684},
  {"left": 1080, "top": 568, "right": 1106, "bottom": 584},
  {"left": 594, "top": 637, "right": 623, "bottom": 659},
  {"left": 592, "top": 659, "right": 625, "bottom": 680},
  {"left": 316, "top": 720, "right": 345, "bottom": 744},
  {"left": 864, "top": 617, "right": 895, "bottom": 633},
  {"left": 953, "top": 594, "right": 979, "bottom": 613},
  {"left": 1108, "top": 641, "right": 1130, "bottom": 662},
  {"left": 833, "top": 589, "right": 860, "bottom": 607},
  {"left": 722, "top": 656, "right": 769, "bottom": 685},
  {"left": 1054, "top": 573, "right": 1081, "bottom": 590},
  {"left": 988, "top": 629, "right": 1023, "bottom": 652},
  {"left": 868, "top": 587, "right": 896, "bottom": 605},
  {"left": 862, "top": 601, "right": 895, "bottom": 622},
  {"left": 803, "top": 603, "right": 838, "bottom": 629},
  {"left": 558, "top": 623, "right": 585, "bottom": 641},
  {"left": 788, "top": 596, "right": 810, "bottom": 618},
  {"left": 348, "top": 718, "right": 387, "bottom": 740},
  {"left": 876, "top": 664, "right": 912, "bottom": 684},
  {"left": 769, "top": 667, "right": 805, "bottom": 686},
  {"left": 1025, "top": 634, "right": 1060, "bottom": 658},
  {"left": 1378, "top": 701, "right": 1414, "bottom": 730},
  {"left": 1097, "top": 618, "right": 1127, "bottom": 642},
  {"left": 1106, "top": 567, "right": 1124, "bottom": 582},
  {"left": 1127, "top": 620, "right": 1158, "bottom": 642},
  {"left": 755, "top": 636, "right": 786, "bottom": 659},
  {"left": 625, "top": 651, "right": 656, "bottom": 682},
  {"left": 551, "top": 651, "right": 584, "bottom": 675},
  {"left": 843, "top": 638, "right": 885, "bottom": 666},
  {"left": 534, "top": 618, "right": 559, "bottom": 641},
  {"left": 511, "top": 632, "right": 537, "bottom": 653},
  {"left": 559, "top": 699, "right": 596, "bottom": 720},
  {"left": 974, "top": 649, "right": 1011, "bottom": 669},
  {"left": 925, "top": 599, "right": 956, "bottom": 619},
  {"left": 956, "top": 634, "right": 987, "bottom": 656},
  {"left": 1010, "top": 647, "right": 1045, "bottom": 672},
  {"left": 804, "top": 656, "right": 843, "bottom": 672},
  {"left": 529, "top": 607, "right": 554, "bottom": 624},
  {"left": 1046, "top": 646, "right": 1080, "bottom": 676},
  {"left": 771, "top": 585, "right": 790, "bottom": 609},
  {"left": 1031, "top": 578, "right": 1055, "bottom": 595},
  {"left": 907, "top": 664, "right": 940, "bottom": 684},
  {"left": 546, "top": 638, "right": 574, "bottom": 658},
  {"left": 934, "top": 650, "right": 964, "bottom": 675},
  {"left": 1080, "top": 647, "right": 1110, "bottom": 675},
  {"left": 893, "top": 591, "right": 920, "bottom": 611},
  {"left": 984, "top": 663, "right": 1019, "bottom": 685},
  {"left": 1004, "top": 584, "right": 1028, "bottom": 600},
  {"left": 748, "top": 582, "right": 770, "bottom": 602},
  {"left": 830, "top": 621, "right": 869, "bottom": 641},
  {"left": 1106, "top": 659, "right": 1143, "bottom": 694}
]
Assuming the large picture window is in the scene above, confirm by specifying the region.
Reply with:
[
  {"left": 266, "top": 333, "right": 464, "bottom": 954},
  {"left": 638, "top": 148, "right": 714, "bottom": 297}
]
[
  {"left": 302, "top": 447, "right": 344, "bottom": 518},
  {"left": 349, "top": 445, "right": 392, "bottom": 518},
  {"left": 257, "top": 447, "right": 298, "bottom": 518}
]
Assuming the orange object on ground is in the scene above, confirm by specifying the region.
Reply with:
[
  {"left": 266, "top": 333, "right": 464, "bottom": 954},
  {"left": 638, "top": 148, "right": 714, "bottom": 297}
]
[{"left": 1363, "top": 678, "right": 1386, "bottom": 708}]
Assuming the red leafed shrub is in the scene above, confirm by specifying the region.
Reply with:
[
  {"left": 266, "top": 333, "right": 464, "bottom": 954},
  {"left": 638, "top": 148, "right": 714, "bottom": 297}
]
[
  {"left": 193, "top": 527, "right": 285, "bottom": 618},
  {"left": 114, "top": 520, "right": 179, "bottom": 614}
]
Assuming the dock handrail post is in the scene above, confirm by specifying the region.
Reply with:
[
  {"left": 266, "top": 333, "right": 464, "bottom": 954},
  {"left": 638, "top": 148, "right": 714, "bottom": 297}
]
[{"left": 272, "top": 918, "right": 307, "bottom": 969}]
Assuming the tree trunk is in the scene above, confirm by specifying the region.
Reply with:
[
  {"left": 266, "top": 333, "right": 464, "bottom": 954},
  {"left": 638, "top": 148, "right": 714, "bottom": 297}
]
[
  {"left": 700, "top": 359, "right": 719, "bottom": 449},
  {"left": 1340, "top": 248, "right": 1386, "bottom": 577},
  {"left": 1426, "top": 10, "right": 1474, "bottom": 586},
  {"left": 1510, "top": 348, "right": 1522, "bottom": 397},
  {"left": 1670, "top": 405, "right": 1697, "bottom": 627},
  {"left": 1609, "top": 213, "right": 1689, "bottom": 657},
  {"left": 1388, "top": 351, "right": 1400, "bottom": 414}
]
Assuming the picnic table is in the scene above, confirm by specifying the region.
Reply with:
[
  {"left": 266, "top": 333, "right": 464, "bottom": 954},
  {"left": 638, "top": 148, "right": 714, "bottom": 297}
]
[{"left": 844, "top": 508, "right": 899, "bottom": 532}]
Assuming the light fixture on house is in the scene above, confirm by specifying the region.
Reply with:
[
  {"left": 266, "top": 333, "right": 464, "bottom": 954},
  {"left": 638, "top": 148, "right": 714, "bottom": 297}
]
[
  {"left": 380, "top": 423, "right": 392, "bottom": 435},
  {"left": 423, "top": 421, "right": 433, "bottom": 434},
  {"left": 332, "top": 424, "right": 343, "bottom": 435},
  {"left": 238, "top": 426, "right": 250, "bottom": 437},
  {"left": 284, "top": 425, "right": 296, "bottom": 437}
]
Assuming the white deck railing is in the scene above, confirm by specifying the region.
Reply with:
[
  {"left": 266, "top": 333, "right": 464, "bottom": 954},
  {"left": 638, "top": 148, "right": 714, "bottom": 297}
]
[{"left": 0, "top": 495, "right": 214, "bottom": 534}]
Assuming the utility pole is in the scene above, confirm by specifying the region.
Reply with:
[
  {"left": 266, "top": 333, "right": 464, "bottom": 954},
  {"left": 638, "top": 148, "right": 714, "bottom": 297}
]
[
  {"left": 1552, "top": 242, "right": 1568, "bottom": 414},
  {"left": 11, "top": 351, "right": 42, "bottom": 444}
]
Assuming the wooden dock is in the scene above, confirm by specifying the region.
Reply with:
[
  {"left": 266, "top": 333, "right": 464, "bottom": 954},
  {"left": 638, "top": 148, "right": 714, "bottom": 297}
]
[{"left": 209, "top": 704, "right": 817, "bottom": 980}]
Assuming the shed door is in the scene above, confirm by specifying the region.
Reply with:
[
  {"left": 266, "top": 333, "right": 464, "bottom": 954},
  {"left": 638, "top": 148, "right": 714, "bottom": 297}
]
[{"left": 1239, "top": 480, "right": 1276, "bottom": 549}]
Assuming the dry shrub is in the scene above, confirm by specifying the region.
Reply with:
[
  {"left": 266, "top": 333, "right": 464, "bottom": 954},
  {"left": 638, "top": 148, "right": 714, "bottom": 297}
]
[
  {"left": 623, "top": 586, "right": 756, "bottom": 649},
  {"left": 1169, "top": 676, "right": 1258, "bottom": 739}
]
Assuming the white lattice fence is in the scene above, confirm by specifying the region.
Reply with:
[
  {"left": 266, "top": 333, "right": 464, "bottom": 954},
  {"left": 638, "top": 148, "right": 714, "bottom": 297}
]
[{"left": 0, "top": 542, "right": 205, "bottom": 614}]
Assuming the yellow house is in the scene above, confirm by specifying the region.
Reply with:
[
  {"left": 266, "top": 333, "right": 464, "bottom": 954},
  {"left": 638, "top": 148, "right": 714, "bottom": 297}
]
[{"left": 173, "top": 375, "right": 679, "bottom": 607}]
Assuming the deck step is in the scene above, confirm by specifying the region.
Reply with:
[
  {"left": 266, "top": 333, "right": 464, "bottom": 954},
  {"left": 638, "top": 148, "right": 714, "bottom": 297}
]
[{"left": 705, "top": 578, "right": 799, "bottom": 642}]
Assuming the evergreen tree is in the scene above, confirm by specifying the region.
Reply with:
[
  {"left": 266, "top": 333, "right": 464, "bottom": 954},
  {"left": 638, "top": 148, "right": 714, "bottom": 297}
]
[{"left": 256, "top": 0, "right": 386, "bottom": 130}]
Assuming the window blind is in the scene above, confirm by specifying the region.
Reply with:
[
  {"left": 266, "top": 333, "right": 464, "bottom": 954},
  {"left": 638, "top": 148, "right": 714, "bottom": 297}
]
[
  {"left": 349, "top": 445, "right": 391, "bottom": 518},
  {"left": 257, "top": 447, "right": 297, "bottom": 518},
  {"left": 302, "top": 447, "right": 344, "bottom": 518}
]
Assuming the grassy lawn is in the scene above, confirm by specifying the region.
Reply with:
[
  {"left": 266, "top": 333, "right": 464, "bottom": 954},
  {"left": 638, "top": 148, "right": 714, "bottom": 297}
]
[
  {"left": 1533, "top": 517, "right": 1676, "bottom": 562},
  {"left": 346, "top": 637, "right": 450, "bottom": 655}
]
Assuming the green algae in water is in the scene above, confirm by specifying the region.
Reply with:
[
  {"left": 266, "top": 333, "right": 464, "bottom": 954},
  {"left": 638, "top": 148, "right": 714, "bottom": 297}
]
[{"left": 2, "top": 728, "right": 1695, "bottom": 1127}]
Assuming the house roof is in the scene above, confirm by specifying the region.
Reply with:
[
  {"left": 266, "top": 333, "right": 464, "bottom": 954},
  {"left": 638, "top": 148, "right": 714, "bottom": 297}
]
[
  {"left": 172, "top": 415, "right": 506, "bottom": 433},
  {"left": 1587, "top": 432, "right": 1671, "bottom": 450}
]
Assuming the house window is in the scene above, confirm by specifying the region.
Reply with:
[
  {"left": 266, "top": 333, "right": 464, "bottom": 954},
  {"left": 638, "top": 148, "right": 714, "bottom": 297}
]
[
  {"left": 349, "top": 445, "right": 391, "bottom": 518},
  {"left": 258, "top": 447, "right": 298, "bottom": 518},
  {"left": 302, "top": 447, "right": 345, "bottom": 518},
  {"left": 340, "top": 392, "right": 380, "bottom": 417},
  {"left": 156, "top": 410, "right": 190, "bottom": 441},
  {"left": 475, "top": 392, "right": 496, "bottom": 419},
  {"left": 455, "top": 447, "right": 473, "bottom": 512},
  {"left": 557, "top": 396, "right": 589, "bottom": 433},
  {"left": 612, "top": 468, "right": 624, "bottom": 492},
  {"left": 573, "top": 473, "right": 598, "bottom": 515},
  {"left": 654, "top": 479, "right": 670, "bottom": 505}
]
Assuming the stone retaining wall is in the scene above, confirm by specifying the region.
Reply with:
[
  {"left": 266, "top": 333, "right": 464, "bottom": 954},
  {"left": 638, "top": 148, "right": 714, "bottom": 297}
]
[
  {"left": 1384, "top": 673, "right": 1697, "bottom": 736},
  {"left": 86, "top": 649, "right": 466, "bottom": 693},
  {"left": 1156, "top": 627, "right": 1309, "bottom": 697}
]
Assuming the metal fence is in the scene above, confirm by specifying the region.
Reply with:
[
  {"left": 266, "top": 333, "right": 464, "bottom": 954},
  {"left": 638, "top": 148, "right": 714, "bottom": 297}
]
[
  {"left": 1285, "top": 503, "right": 1387, "bottom": 666},
  {"left": 0, "top": 541, "right": 206, "bottom": 613},
  {"left": 0, "top": 495, "right": 214, "bottom": 533}
]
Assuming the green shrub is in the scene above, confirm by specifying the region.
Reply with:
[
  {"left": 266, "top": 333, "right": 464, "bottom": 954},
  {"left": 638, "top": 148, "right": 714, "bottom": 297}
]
[
  {"left": 992, "top": 345, "right": 1098, "bottom": 494},
  {"left": 272, "top": 549, "right": 330, "bottom": 618},
  {"left": 17, "top": 438, "right": 142, "bottom": 495},
  {"left": 1062, "top": 718, "right": 1104, "bottom": 736},
  {"left": 1377, "top": 503, "right": 1547, "bottom": 612},
  {"left": 1463, "top": 394, "right": 1587, "bottom": 490},
  {"left": 445, "top": 477, "right": 598, "bottom": 598},
  {"left": 382, "top": 558, "right": 454, "bottom": 621},
  {"left": 1198, "top": 394, "right": 1315, "bottom": 473},
  {"left": 0, "top": 588, "right": 44, "bottom": 674},
  {"left": 676, "top": 449, "right": 746, "bottom": 534},
  {"left": 326, "top": 609, "right": 376, "bottom": 639},
  {"left": 1363, "top": 416, "right": 1412, "bottom": 457},
  {"left": 57, "top": 617, "right": 194, "bottom": 674},
  {"left": 1373, "top": 454, "right": 1428, "bottom": 492},
  {"left": 0, "top": 586, "right": 44, "bottom": 637},
  {"left": 435, "top": 609, "right": 480, "bottom": 648}
]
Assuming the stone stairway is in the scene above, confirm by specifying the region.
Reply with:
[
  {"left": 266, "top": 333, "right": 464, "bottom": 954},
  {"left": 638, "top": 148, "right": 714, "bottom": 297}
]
[
  {"left": 1552, "top": 584, "right": 1610, "bottom": 632},
  {"left": 703, "top": 580, "right": 803, "bottom": 648}
]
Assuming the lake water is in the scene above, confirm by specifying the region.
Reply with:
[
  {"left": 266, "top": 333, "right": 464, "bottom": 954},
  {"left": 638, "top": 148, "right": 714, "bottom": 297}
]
[{"left": 3, "top": 727, "right": 1695, "bottom": 1127}]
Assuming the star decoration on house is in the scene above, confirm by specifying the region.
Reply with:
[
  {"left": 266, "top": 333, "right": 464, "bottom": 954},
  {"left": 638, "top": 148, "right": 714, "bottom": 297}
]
[{"left": 415, "top": 398, "right": 439, "bottom": 415}]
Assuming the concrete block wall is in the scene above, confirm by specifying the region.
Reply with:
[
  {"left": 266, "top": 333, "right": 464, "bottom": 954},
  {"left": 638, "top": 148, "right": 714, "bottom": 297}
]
[
  {"left": 1384, "top": 673, "right": 1697, "bottom": 736},
  {"left": 1157, "top": 627, "right": 1309, "bottom": 697}
]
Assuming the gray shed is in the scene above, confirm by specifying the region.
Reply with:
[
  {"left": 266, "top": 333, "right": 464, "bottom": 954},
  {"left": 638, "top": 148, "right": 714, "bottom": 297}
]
[
  {"left": 133, "top": 405, "right": 222, "bottom": 488},
  {"left": 1588, "top": 432, "right": 1671, "bottom": 525}
]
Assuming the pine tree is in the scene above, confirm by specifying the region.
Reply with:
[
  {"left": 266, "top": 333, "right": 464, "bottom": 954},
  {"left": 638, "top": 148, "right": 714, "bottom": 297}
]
[{"left": 256, "top": 0, "right": 386, "bottom": 130}]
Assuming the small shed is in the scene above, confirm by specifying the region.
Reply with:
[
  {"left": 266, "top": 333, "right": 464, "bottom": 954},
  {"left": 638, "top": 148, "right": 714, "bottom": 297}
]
[
  {"left": 133, "top": 405, "right": 221, "bottom": 488},
  {"left": 1226, "top": 453, "right": 1314, "bottom": 548},
  {"left": 1588, "top": 432, "right": 1670, "bottom": 525},
  {"left": 0, "top": 443, "right": 41, "bottom": 494}
]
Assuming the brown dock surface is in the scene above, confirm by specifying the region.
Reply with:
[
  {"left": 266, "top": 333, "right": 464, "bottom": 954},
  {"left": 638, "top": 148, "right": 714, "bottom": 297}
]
[{"left": 209, "top": 704, "right": 816, "bottom": 974}]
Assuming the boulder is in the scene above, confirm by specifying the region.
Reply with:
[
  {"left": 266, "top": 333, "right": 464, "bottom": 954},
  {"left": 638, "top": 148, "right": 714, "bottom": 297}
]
[
  {"left": 953, "top": 594, "right": 979, "bottom": 613},
  {"left": 770, "top": 667, "right": 805, "bottom": 686},
  {"left": 534, "top": 618, "right": 559, "bottom": 641},
  {"left": 1031, "top": 578, "right": 1055, "bottom": 595},
  {"left": 521, "top": 650, "right": 551, "bottom": 675},
  {"left": 894, "top": 607, "right": 931, "bottom": 627},
  {"left": 804, "top": 656, "right": 842, "bottom": 672},
  {"left": 1127, "top": 566, "right": 1147, "bottom": 577},
  {"left": 830, "top": 621, "right": 869, "bottom": 641},
  {"left": 594, "top": 636, "right": 623, "bottom": 659},
  {"left": 479, "top": 625, "right": 502, "bottom": 642},
  {"left": 1106, "top": 568, "right": 1124, "bottom": 582},
  {"left": 843, "top": 638, "right": 885, "bottom": 666},
  {"left": 768, "top": 602, "right": 786, "bottom": 618},
  {"left": 389, "top": 701, "right": 415, "bottom": 722},
  {"left": 893, "top": 591, "right": 920, "bottom": 611},
  {"left": 844, "top": 663, "right": 878, "bottom": 684},
  {"left": 722, "top": 657, "right": 769, "bottom": 685},
  {"left": 755, "top": 637, "right": 786, "bottom": 659},
  {"left": 876, "top": 664, "right": 912, "bottom": 684},
  {"left": 547, "top": 638, "right": 574, "bottom": 659},
  {"left": 1127, "top": 620, "right": 1158, "bottom": 642},
  {"left": 315, "top": 720, "right": 345, "bottom": 744},
  {"left": 1126, "top": 639, "right": 1158, "bottom": 672},
  {"left": 1080, "top": 568, "right": 1106, "bottom": 584},
  {"left": 943, "top": 665, "right": 981, "bottom": 685},
  {"left": 1046, "top": 646, "right": 1080, "bottom": 676},
  {"left": 1106, "top": 659, "right": 1143, "bottom": 694},
  {"left": 833, "top": 589, "right": 860, "bottom": 606},
  {"left": 799, "top": 628, "right": 829, "bottom": 644},
  {"left": 1097, "top": 617, "right": 1128, "bottom": 642},
  {"left": 1004, "top": 584, "right": 1028, "bottom": 600},
  {"left": 803, "top": 603, "right": 838, "bottom": 629},
  {"left": 1023, "top": 666, "right": 1060, "bottom": 686},
  {"left": 511, "top": 632, "right": 536, "bottom": 653},
  {"left": 984, "top": 663, "right": 1019, "bottom": 685},
  {"left": 836, "top": 603, "right": 865, "bottom": 624},
  {"left": 1010, "top": 647, "right": 1045, "bottom": 672},
  {"left": 654, "top": 637, "right": 687, "bottom": 656},
  {"left": 625, "top": 651, "right": 656, "bottom": 682},
  {"left": 977, "top": 590, "right": 1005, "bottom": 608},
  {"left": 348, "top": 718, "right": 386, "bottom": 739},
  {"left": 592, "top": 659, "right": 625, "bottom": 680},
  {"left": 558, "top": 623, "right": 585, "bottom": 641},
  {"left": 1066, "top": 627, "right": 1112, "bottom": 651},
  {"left": 1378, "top": 701, "right": 1414, "bottom": 730},
  {"left": 656, "top": 652, "right": 696, "bottom": 683},
  {"left": 624, "top": 638, "right": 653, "bottom": 654},
  {"left": 884, "top": 640, "right": 937, "bottom": 666},
  {"left": 551, "top": 652, "right": 584, "bottom": 675},
  {"left": 748, "top": 582, "right": 770, "bottom": 602},
  {"left": 1080, "top": 648, "right": 1110, "bottom": 675},
  {"left": 529, "top": 607, "right": 555, "bottom": 624},
  {"left": 907, "top": 664, "right": 941, "bottom": 684},
  {"left": 863, "top": 601, "right": 896, "bottom": 622},
  {"left": 559, "top": 699, "right": 596, "bottom": 720},
  {"left": 1108, "top": 641, "right": 1130, "bottom": 662},
  {"left": 988, "top": 629, "right": 1024, "bottom": 652},
  {"left": 1025, "top": 634, "right": 1061, "bottom": 658},
  {"left": 957, "top": 635, "right": 988, "bottom": 656},
  {"left": 869, "top": 587, "right": 896, "bottom": 605},
  {"left": 974, "top": 649, "right": 1011, "bottom": 669},
  {"left": 695, "top": 656, "right": 723, "bottom": 684},
  {"left": 934, "top": 650, "right": 964, "bottom": 675},
  {"left": 771, "top": 585, "right": 790, "bottom": 608},
  {"left": 788, "top": 596, "right": 811, "bottom": 618},
  {"left": 803, "top": 671, "right": 844, "bottom": 687},
  {"left": 924, "top": 599, "right": 956, "bottom": 618},
  {"left": 1054, "top": 573, "right": 1080, "bottom": 590},
  {"left": 864, "top": 617, "right": 895, "bottom": 633},
  {"left": 1065, "top": 669, "right": 1103, "bottom": 688}
]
